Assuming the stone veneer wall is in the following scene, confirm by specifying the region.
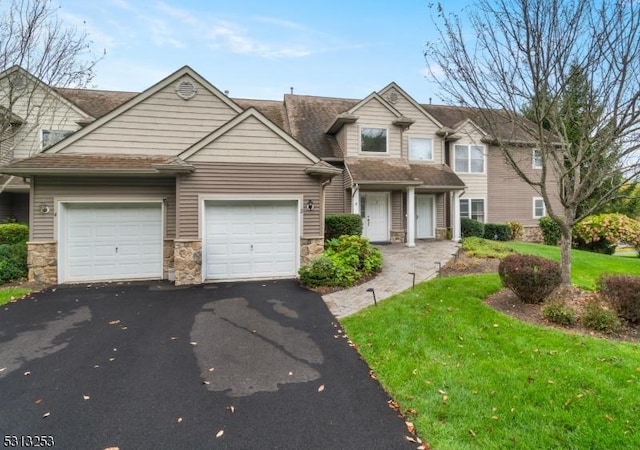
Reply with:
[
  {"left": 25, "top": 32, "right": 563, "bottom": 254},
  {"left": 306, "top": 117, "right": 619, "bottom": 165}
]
[
  {"left": 390, "top": 230, "right": 406, "bottom": 243},
  {"left": 27, "top": 241, "right": 57, "bottom": 284},
  {"left": 435, "top": 227, "right": 449, "bottom": 240},
  {"left": 300, "top": 238, "right": 324, "bottom": 265},
  {"left": 174, "top": 239, "right": 202, "bottom": 285},
  {"left": 521, "top": 226, "right": 543, "bottom": 243},
  {"left": 163, "top": 239, "right": 174, "bottom": 279}
]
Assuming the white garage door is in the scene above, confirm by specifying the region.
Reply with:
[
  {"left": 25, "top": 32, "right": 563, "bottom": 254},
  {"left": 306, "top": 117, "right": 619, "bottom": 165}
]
[
  {"left": 204, "top": 200, "right": 298, "bottom": 280},
  {"left": 61, "top": 203, "right": 163, "bottom": 283}
]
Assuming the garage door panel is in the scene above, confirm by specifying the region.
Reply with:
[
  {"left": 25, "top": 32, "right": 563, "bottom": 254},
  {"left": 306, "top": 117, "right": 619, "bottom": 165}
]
[
  {"left": 62, "top": 203, "right": 163, "bottom": 282},
  {"left": 205, "top": 200, "right": 298, "bottom": 280}
]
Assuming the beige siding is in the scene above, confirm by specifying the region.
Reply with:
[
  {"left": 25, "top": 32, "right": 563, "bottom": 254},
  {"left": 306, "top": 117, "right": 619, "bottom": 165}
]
[
  {"left": 31, "top": 177, "right": 176, "bottom": 240},
  {"left": 344, "top": 98, "right": 402, "bottom": 158},
  {"left": 177, "top": 162, "right": 321, "bottom": 239},
  {"left": 187, "top": 115, "right": 312, "bottom": 164},
  {"left": 488, "top": 146, "right": 562, "bottom": 226},
  {"left": 0, "top": 77, "right": 88, "bottom": 159},
  {"left": 58, "top": 76, "right": 238, "bottom": 156},
  {"left": 451, "top": 124, "right": 488, "bottom": 211},
  {"left": 436, "top": 193, "right": 445, "bottom": 228},
  {"left": 1, "top": 125, "right": 14, "bottom": 164},
  {"left": 391, "top": 191, "right": 403, "bottom": 230},
  {"left": 336, "top": 127, "right": 347, "bottom": 156},
  {"left": 325, "top": 168, "right": 346, "bottom": 214}
]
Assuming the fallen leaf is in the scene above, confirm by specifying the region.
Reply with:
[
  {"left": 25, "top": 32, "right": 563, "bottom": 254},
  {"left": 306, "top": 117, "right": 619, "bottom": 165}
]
[
  {"left": 469, "top": 429, "right": 476, "bottom": 437},
  {"left": 438, "top": 389, "right": 447, "bottom": 395},
  {"left": 388, "top": 399, "right": 400, "bottom": 411},
  {"left": 24, "top": 371, "right": 31, "bottom": 376},
  {"left": 121, "top": 326, "right": 128, "bottom": 330},
  {"left": 202, "top": 380, "right": 210, "bottom": 385},
  {"left": 208, "top": 367, "right": 215, "bottom": 372},
  {"left": 109, "top": 357, "right": 116, "bottom": 362},
  {"left": 190, "top": 342, "right": 198, "bottom": 346},
  {"left": 104, "top": 447, "right": 120, "bottom": 450},
  {"left": 317, "top": 384, "right": 325, "bottom": 392},
  {"left": 491, "top": 416, "right": 499, "bottom": 420},
  {"left": 548, "top": 380, "right": 555, "bottom": 384},
  {"left": 604, "top": 414, "right": 614, "bottom": 422},
  {"left": 405, "top": 436, "right": 417, "bottom": 443},
  {"left": 109, "top": 320, "right": 120, "bottom": 325},
  {"left": 171, "top": 337, "right": 179, "bottom": 340},
  {"left": 34, "top": 398, "right": 42, "bottom": 405},
  {"left": 442, "top": 395, "right": 449, "bottom": 403},
  {"left": 288, "top": 371, "right": 293, "bottom": 376},
  {"left": 94, "top": 365, "right": 100, "bottom": 368},
  {"left": 0, "top": 367, "right": 6, "bottom": 372},
  {"left": 42, "top": 412, "right": 50, "bottom": 418},
  {"left": 177, "top": 417, "right": 183, "bottom": 423},
  {"left": 216, "top": 430, "right": 224, "bottom": 438},
  {"left": 227, "top": 405, "right": 235, "bottom": 414},
  {"left": 83, "top": 395, "right": 90, "bottom": 400},
  {"left": 405, "top": 421, "right": 415, "bottom": 434}
]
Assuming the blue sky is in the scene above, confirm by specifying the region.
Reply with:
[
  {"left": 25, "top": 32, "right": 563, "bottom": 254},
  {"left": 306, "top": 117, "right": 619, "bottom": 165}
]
[{"left": 56, "top": 0, "right": 470, "bottom": 102}]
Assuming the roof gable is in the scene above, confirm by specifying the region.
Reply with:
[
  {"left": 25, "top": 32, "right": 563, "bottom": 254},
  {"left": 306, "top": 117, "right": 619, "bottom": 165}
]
[
  {"left": 179, "top": 107, "right": 319, "bottom": 164},
  {"left": 378, "top": 82, "right": 443, "bottom": 128},
  {"left": 348, "top": 92, "right": 403, "bottom": 117},
  {"left": 44, "top": 66, "right": 244, "bottom": 154}
]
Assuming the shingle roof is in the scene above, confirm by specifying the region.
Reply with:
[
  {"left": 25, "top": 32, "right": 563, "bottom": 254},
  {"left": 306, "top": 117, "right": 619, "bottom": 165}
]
[
  {"left": 345, "top": 158, "right": 465, "bottom": 188},
  {"left": 1, "top": 154, "right": 194, "bottom": 175},
  {"left": 233, "top": 98, "right": 288, "bottom": 131},
  {"left": 56, "top": 88, "right": 138, "bottom": 119}
]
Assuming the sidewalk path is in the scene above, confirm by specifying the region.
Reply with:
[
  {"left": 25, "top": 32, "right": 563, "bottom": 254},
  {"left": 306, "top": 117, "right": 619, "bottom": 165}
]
[{"left": 323, "top": 240, "right": 460, "bottom": 318}]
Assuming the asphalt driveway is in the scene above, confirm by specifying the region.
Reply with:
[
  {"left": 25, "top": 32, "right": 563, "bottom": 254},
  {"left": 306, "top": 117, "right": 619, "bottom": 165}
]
[{"left": 0, "top": 280, "right": 416, "bottom": 449}]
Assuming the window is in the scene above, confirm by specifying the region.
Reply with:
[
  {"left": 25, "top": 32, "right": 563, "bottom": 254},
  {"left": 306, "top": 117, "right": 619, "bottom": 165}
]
[
  {"left": 409, "top": 137, "right": 433, "bottom": 161},
  {"left": 42, "top": 129, "right": 73, "bottom": 149},
  {"left": 454, "top": 144, "right": 485, "bottom": 173},
  {"left": 533, "top": 197, "right": 546, "bottom": 218},
  {"left": 460, "top": 198, "right": 485, "bottom": 222},
  {"left": 361, "top": 127, "right": 387, "bottom": 153},
  {"left": 533, "top": 149, "right": 543, "bottom": 169}
]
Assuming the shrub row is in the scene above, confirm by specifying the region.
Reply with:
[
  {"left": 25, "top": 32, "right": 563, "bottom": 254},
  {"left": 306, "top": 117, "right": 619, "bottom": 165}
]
[
  {"left": 0, "top": 223, "right": 28, "bottom": 245},
  {"left": 461, "top": 218, "right": 512, "bottom": 241},
  {"left": 498, "top": 254, "right": 561, "bottom": 304},
  {"left": 0, "top": 224, "right": 28, "bottom": 284},
  {"left": 325, "top": 214, "right": 362, "bottom": 240},
  {"left": 599, "top": 275, "right": 640, "bottom": 324},
  {"left": 299, "top": 235, "right": 382, "bottom": 288}
]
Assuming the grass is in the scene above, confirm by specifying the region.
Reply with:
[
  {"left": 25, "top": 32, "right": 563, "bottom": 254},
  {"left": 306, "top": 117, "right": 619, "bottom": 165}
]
[
  {"left": 0, "top": 287, "right": 30, "bottom": 306},
  {"left": 503, "top": 242, "right": 640, "bottom": 290},
  {"left": 461, "top": 237, "right": 514, "bottom": 259},
  {"left": 342, "top": 275, "right": 640, "bottom": 449}
]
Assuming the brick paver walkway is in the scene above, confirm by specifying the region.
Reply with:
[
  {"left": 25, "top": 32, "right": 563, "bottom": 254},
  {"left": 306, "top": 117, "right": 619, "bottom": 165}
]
[{"left": 323, "top": 240, "right": 460, "bottom": 318}]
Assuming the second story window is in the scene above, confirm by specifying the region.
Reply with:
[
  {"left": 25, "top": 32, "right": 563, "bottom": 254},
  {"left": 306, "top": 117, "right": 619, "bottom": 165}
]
[
  {"left": 454, "top": 144, "right": 485, "bottom": 174},
  {"left": 409, "top": 137, "right": 433, "bottom": 161},
  {"left": 361, "top": 127, "right": 387, "bottom": 153},
  {"left": 42, "top": 129, "right": 74, "bottom": 150},
  {"left": 533, "top": 148, "right": 543, "bottom": 169}
]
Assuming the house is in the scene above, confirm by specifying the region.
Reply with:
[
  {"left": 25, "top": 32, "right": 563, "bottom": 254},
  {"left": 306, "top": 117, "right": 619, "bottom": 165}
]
[{"left": 0, "top": 65, "right": 559, "bottom": 286}]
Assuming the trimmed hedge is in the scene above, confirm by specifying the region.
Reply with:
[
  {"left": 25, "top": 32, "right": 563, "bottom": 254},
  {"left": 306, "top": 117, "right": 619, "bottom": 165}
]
[
  {"left": 325, "top": 214, "right": 363, "bottom": 240},
  {"left": 539, "top": 216, "right": 561, "bottom": 246},
  {"left": 483, "top": 223, "right": 512, "bottom": 241},
  {"left": 498, "top": 254, "right": 561, "bottom": 303},
  {"left": 0, "top": 223, "right": 28, "bottom": 245},
  {"left": 0, "top": 243, "right": 27, "bottom": 283},
  {"left": 599, "top": 274, "right": 640, "bottom": 324},
  {"left": 461, "top": 218, "right": 484, "bottom": 238}
]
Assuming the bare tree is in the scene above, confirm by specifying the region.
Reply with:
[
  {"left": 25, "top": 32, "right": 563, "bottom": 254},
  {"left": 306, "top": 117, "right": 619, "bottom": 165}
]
[
  {"left": 0, "top": 0, "right": 101, "bottom": 161},
  {"left": 425, "top": 0, "right": 640, "bottom": 285}
]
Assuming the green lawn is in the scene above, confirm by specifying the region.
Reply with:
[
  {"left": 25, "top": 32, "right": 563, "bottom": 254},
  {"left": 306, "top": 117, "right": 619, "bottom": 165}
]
[
  {"left": 504, "top": 242, "right": 640, "bottom": 289},
  {"left": 0, "top": 287, "right": 30, "bottom": 306},
  {"left": 342, "top": 275, "right": 640, "bottom": 449}
]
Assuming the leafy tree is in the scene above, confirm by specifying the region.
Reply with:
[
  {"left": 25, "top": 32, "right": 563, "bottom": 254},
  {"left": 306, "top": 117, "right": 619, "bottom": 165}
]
[{"left": 426, "top": 0, "right": 640, "bottom": 286}]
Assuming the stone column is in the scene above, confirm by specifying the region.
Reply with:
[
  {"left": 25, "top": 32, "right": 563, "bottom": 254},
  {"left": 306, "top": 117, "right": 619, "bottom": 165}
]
[
  {"left": 406, "top": 186, "right": 416, "bottom": 247},
  {"left": 174, "top": 239, "right": 202, "bottom": 285},
  {"left": 27, "top": 241, "right": 57, "bottom": 284}
]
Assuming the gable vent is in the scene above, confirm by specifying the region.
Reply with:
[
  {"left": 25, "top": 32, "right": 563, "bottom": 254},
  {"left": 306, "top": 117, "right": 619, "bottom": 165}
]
[
  {"left": 387, "top": 90, "right": 399, "bottom": 105},
  {"left": 176, "top": 80, "right": 197, "bottom": 100}
]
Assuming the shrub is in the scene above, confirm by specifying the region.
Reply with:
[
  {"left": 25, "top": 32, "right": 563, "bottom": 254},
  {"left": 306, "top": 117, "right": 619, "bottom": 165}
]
[
  {"left": 507, "top": 221, "right": 524, "bottom": 240},
  {"left": 541, "top": 300, "right": 577, "bottom": 326},
  {"left": 461, "top": 237, "right": 514, "bottom": 259},
  {"left": 483, "top": 223, "right": 512, "bottom": 241},
  {"left": 539, "top": 216, "right": 561, "bottom": 246},
  {"left": 599, "top": 274, "right": 640, "bottom": 324},
  {"left": 0, "top": 243, "right": 28, "bottom": 283},
  {"left": 324, "top": 214, "right": 363, "bottom": 240},
  {"left": 573, "top": 214, "right": 640, "bottom": 255},
  {"left": 498, "top": 254, "right": 562, "bottom": 303},
  {"left": 581, "top": 297, "right": 622, "bottom": 334},
  {"left": 0, "top": 223, "right": 28, "bottom": 245},
  {"left": 461, "top": 218, "right": 484, "bottom": 238},
  {"left": 299, "top": 235, "right": 382, "bottom": 288}
]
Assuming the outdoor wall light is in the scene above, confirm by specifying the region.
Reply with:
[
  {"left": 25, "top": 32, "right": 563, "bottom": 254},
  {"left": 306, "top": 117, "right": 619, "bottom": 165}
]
[
  {"left": 306, "top": 199, "right": 314, "bottom": 211},
  {"left": 40, "top": 203, "right": 50, "bottom": 214}
]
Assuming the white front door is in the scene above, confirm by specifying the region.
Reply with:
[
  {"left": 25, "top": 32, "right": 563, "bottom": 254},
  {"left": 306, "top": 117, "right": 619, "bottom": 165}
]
[
  {"left": 362, "top": 192, "right": 389, "bottom": 242},
  {"left": 416, "top": 195, "right": 435, "bottom": 238},
  {"left": 204, "top": 200, "right": 298, "bottom": 280}
]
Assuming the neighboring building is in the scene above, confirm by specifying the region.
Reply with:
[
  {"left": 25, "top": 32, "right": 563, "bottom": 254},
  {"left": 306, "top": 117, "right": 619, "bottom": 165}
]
[{"left": 0, "top": 65, "right": 559, "bottom": 285}]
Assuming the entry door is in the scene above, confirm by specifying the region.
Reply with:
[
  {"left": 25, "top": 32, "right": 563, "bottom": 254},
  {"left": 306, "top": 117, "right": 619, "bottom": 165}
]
[
  {"left": 416, "top": 195, "right": 435, "bottom": 238},
  {"left": 362, "top": 192, "right": 389, "bottom": 242}
]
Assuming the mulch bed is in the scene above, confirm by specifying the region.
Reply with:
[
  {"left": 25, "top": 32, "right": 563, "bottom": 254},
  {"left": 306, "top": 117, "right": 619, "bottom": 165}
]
[{"left": 441, "top": 252, "right": 640, "bottom": 343}]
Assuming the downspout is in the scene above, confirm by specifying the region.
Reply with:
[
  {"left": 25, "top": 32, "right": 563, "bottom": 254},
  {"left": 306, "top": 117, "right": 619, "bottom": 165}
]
[{"left": 320, "top": 178, "right": 332, "bottom": 239}]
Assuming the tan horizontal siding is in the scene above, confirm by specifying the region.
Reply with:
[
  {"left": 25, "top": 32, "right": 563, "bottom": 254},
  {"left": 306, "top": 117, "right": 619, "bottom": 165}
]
[
  {"left": 177, "top": 162, "right": 321, "bottom": 239},
  {"left": 60, "top": 77, "right": 238, "bottom": 156},
  {"left": 436, "top": 193, "right": 445, "bottom": 228},
  {"left": 325, "top": 170, "right": 346, "bottom": 214},
  {"left": 345, "top": 99, "right": 402, "bottom": 158},
  {"left": 32, "top": 177, "right": 176, "bottom": 241},
  {"left": 487, "top": 146, "right": 561, "bottom": 226},
  {"left": 392, "top": 191, "right": 403, "bottom": 230}
]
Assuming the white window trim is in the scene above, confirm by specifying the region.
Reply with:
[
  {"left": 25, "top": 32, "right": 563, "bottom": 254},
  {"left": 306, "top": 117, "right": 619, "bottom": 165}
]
[
  {"left": 453, "top": 143, "right": 486, "bottom": 174},
  {"left": 359, "top": 126, "right": 389, "bottom": 155},
  {"left": 532, "top": 148, "right": 543, "bottom": 169},
  {"left": 460, "top": 197, "right": 487, "bottom": 223},
  {"left": 533, "top": 197, "right": 546, "bottom": 218},
  {"left": 408, "top": 137, "right": 434, "bottom": 162}
]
